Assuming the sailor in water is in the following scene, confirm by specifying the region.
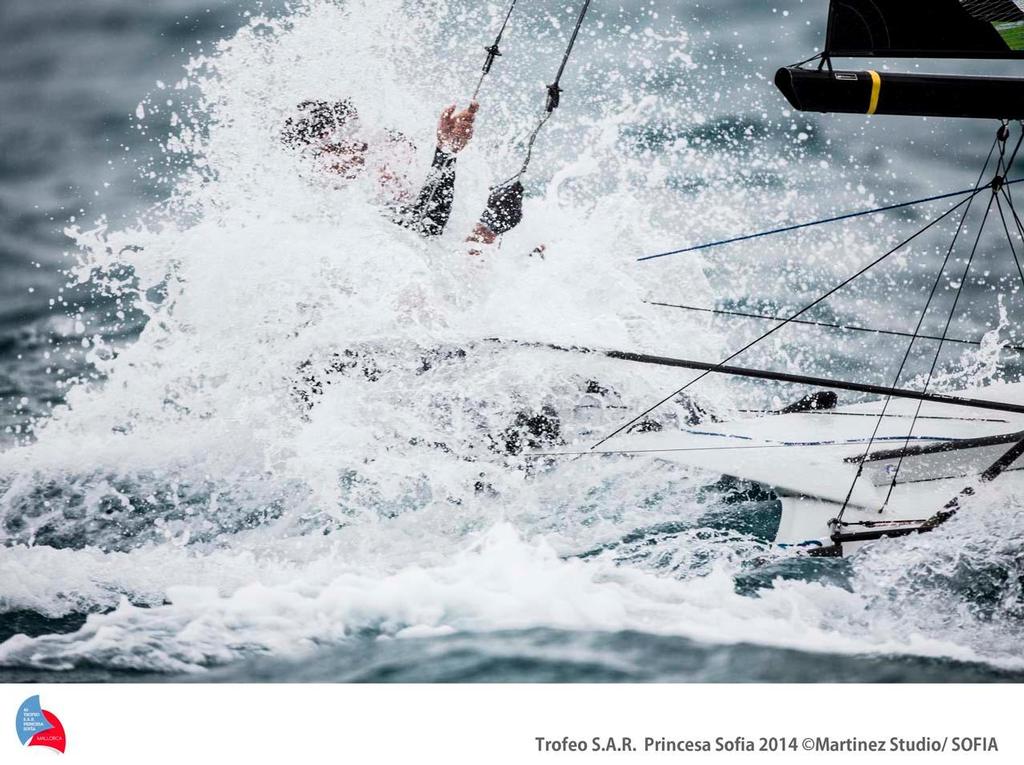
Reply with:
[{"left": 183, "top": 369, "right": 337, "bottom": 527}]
[{"left": 281, "top": 98, "right": 523, "bottom": 246}]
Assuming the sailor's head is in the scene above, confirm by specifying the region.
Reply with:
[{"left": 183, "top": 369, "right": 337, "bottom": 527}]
[
  {"left": 282, "top": 99, "right": 367, "bottom": 177},
  {"left": 282, "top": 99, "right": 415, "bottom": 186}
]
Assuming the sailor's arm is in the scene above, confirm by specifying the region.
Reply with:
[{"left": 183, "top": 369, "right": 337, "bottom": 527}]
[
  {"left": 406, "top": 147, "right": 458, "bottom": 236},
  {"left": 401, "top": 102, "right": 479, "bottom": 236}
]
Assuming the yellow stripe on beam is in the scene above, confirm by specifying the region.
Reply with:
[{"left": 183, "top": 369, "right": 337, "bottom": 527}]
[{"left": 867, "top": 70, "right": 881, "bottom": 115}]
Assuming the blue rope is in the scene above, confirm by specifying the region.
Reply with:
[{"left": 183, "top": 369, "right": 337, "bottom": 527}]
[{"left": 637, "top": 178, "right": 1024, "bottom": 263}]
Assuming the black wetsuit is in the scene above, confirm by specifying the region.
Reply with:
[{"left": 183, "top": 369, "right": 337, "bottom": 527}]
[
  {"left": 395, "top": 145, "right": 524, "bottom": 239},
  {"left": 396, "top": 147, "right": 458, "bottom": 236}
]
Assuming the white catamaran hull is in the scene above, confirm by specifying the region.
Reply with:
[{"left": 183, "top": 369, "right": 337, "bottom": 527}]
[{"left": 605, "top": 381, "right": 1024, "bottom": 554}]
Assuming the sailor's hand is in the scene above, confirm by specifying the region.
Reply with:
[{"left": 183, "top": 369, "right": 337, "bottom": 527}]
[
  {"left": 437, "top": 101, "right": 479, "bottom": 154},
  {"left": 467, "top": 222, "right": 498, "bottom": 245},
  {"left": 478, "top": 178, "right": 524, "bottom": 235}
]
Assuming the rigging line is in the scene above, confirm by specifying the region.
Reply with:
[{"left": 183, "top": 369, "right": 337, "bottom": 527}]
[
  {"left": 880, "top": 191, "right": 996, "bottom": 510},
  {"left": 883, "top": 193, "right": 996, "bottom": 506},
  {"left": 1005, "top": 121, "right": 1024, "bottom": 172},
  {"left": 836, "top": 518, "right": 933, "bottom": 528},
  {"left": 510, "top": 0, "right": 594, "bottom": 180},
  {"left": 590, "top": 189, "right": 983, "bottom": 451},
  {"left": 836, "top": 140, "right": 997, "bottom": 520},
  {"left": 734, "top": 409, "right": 1008, "bottom": 423},
  {"left": 1001, "top": 180, "right": 1024, "bottom": 237},
  {"left": 417, "top": 0, "right": 522, "bottom": 227},
  {"left": 636, "top": 185, "right": 998, "bottom": 263},
  {"left": 471, "top": 0, "right": 521, "bottom": 101},
  {"left": 531, "top": 441, "right": 954, "bottom": 458},
  {"left": 996, "top": 126, "right": 1024, "bottom": 290},
  {"left": 1000, "top": 123, "right": 1024, "bottom": 223},
  {"left": 788, "top": 51, "right": 825, "bottom": 69},
  {"left": 993, "top": 192, "right": 1024, "bottom": 295},
  {"left": 983, "top": 132, "right": 1024, "bottom": 356},
  {"left": 644, "top": 300, "right": 1024, "bottom": 353},
  {"left": 997, "top": 185, "right": 1024, "bottom": 316},
  {"left": 835, "top": 197, "right": 980, "bottom": 519},
  {"left": 490, "top": 337, "right": 1024, "bottom": 414},
  {"left": 997, "top": 123, "right": 1024, "bottom": 237},
  {"left": 550, "top": 0, "right": 593, "bottom": 101},
  {"left": 596, "top": 350, "right": 1024, "bottom": 414},
  {"left": 991, "top": 128, "right": 1024, "bottom": 292},
  {"left": 999, "top": 184, "right": 1024, "bottom": 249},
  {"left": 512, "top": 111, "right": 553, "bottom": 181},
  {"left": 886, "top": 125, "right": 1024, "bottom": 503}
]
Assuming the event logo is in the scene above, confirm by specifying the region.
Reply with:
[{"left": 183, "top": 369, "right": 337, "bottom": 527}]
[{"left": 15, "top": 696, "right": 66, "bottom": 754}]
